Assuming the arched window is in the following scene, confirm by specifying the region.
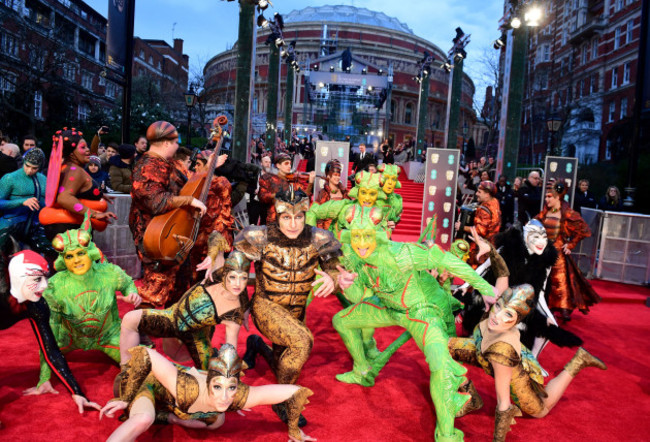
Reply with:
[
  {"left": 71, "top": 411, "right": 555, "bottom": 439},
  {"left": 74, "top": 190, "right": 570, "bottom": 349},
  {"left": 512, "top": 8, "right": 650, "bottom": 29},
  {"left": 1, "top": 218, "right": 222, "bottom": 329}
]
[
  {"left": 405, "top": 103, "right": 413, "bottom": 125},
  {"left": 390, "top": 100, "right": 396, "bottom": 122}
]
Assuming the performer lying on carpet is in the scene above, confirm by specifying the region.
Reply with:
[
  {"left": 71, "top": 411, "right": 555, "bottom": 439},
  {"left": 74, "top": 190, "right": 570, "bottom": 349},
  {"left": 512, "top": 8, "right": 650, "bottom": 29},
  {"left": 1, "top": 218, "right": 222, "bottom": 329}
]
[
  {"left": 119, "top": 243, "right": 250, "bottom": 370},
  {"left": 100, "top": 344, "right": 314, "bottom": 442},
  {"left": 0, "top": 250, "right": 100, "bottom": 415},
  {"left": 448, "top": 284, "right": 607, "bottom": 441},
  {"left": 37, "top": 214, "right": 140, "bottom": 387}
]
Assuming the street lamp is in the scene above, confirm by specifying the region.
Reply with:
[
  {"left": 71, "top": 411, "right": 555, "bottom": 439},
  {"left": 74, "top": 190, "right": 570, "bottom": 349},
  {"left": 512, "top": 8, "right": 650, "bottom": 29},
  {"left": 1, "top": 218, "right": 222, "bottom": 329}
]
[
  {"left": 546, "top": 114, "right": 562, "bottom": 156},
  {"left": 184, "top": 85, "right": 197, "bottom": 148}
]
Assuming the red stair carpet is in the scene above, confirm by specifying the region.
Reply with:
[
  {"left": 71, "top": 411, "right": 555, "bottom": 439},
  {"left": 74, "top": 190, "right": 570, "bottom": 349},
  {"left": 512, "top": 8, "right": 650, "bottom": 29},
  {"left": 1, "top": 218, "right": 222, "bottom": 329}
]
[{"left": 0, "top": 279, "right": 648, "bottom": 441}]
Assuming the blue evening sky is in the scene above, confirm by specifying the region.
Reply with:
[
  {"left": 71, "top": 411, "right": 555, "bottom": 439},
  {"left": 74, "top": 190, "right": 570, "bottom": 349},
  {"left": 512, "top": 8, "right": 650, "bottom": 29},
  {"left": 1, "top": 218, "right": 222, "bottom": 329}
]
[{"left": 84, "top": 0, "right": 505, "bottom": 107}]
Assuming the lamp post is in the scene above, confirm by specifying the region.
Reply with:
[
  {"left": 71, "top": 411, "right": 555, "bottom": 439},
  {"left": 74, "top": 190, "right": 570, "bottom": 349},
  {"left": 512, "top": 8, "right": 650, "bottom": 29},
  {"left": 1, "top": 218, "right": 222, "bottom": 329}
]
[
  {"left": 495, "top": 0, "right": 543, "bottom": 179},
  {"left": 184, "top": 85, "right": 197, "bottom": 148},
  {"left": 546, "top": 114, "right": 562, "bottom": 156},
  {"left": 443, "top": 28, "right": 470, "bottom": 151},
  {"left": 462, "top": 120, "right": 469, "bottom": 156}
]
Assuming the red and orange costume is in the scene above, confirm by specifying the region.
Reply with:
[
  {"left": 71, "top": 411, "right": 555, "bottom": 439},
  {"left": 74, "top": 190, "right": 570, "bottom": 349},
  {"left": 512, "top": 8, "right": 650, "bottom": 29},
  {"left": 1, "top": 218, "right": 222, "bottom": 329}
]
[
  {"left": 468, "top": 196, "right": 501, "bottom": 268},
  {"left": 258, "top": 173, "right": 312, "bottom": 224},
  {"left": 129, "top": 123, "right": 233, "bottom": 309},
  {"left": 314, "top": 182, "right": 348, "bottom": 230},
  {"left": 536, "top": 201, "right": 600, "bottom": 314}
]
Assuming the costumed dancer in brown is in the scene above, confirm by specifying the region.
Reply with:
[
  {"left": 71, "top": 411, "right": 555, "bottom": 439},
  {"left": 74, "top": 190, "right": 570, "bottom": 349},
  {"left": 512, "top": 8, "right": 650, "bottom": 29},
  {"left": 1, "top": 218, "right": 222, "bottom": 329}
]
[
  {"left": 536, "top": 179, "right": 601, "bottom": 322},
  {"left": 448, "top": 284, "right": 606, "bottom": 441},
  {"left": 455, "top": 180, "right": 501, "bottom": 268},
  {"left": 128, "top": 121, "right": 232, "bottom": 309},
  {"left": 258, "top": 153, "right": 315, "bottom": 224},
  {"left": 100, "top": 344, "right": 315, "bottom": 441},
  {"left": 231, "top": 188, "right": 354, "bottom": 426},
  {"left": 314, "top": 159, "right": 348, "bottom": 230}
]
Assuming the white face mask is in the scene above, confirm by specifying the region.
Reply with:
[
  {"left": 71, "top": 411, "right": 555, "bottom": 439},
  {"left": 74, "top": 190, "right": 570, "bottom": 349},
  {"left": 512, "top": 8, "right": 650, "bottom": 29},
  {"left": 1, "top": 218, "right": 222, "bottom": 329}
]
[
  {"left": 523, "top": 221, "right": 548, "bottom": 255},
  {"left": 9, "top": 252, "right": 49, "bottom": 303}
]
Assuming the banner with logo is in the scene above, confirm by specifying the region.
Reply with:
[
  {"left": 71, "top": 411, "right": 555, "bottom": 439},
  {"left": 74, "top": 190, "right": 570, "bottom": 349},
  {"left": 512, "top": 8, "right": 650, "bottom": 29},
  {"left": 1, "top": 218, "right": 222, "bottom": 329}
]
[
  {"left": 542, "top": 156, "right": 578, "bottom": 209},
  {"left": 106, "top": 0, "right": 130, "bottom": 72},
  {"left": 313, "top": 140, "right": 350, "bottom": 198}
]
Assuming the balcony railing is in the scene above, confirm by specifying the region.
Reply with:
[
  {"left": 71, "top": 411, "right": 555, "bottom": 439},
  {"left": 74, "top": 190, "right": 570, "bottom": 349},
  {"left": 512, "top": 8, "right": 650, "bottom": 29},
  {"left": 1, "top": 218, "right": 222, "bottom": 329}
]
[{"left": 569, "top": 15, "right": 607, "bottom": 44}]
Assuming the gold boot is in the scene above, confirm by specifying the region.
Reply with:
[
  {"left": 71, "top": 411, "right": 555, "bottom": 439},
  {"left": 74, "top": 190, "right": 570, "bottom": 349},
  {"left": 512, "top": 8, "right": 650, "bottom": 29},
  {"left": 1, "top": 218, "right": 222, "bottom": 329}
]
[
  {"left": 493, "top": 404, "right": 521, "bottom": 442},
  {"left": 285, "top": 386, "right": 314, "bottom": 439},
  {"left": 564, "top": 347, "right": 607, "bottom": 377},
  {"left": 456, "top": 380, "right": 484, "bottom": 418}
]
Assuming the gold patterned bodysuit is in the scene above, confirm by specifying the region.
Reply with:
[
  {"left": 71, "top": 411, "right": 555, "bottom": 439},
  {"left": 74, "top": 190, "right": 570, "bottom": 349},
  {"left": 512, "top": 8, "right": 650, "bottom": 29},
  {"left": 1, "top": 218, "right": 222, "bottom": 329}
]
[
  {"left": 138, "top": 281, "right": 246, "bottom": 370},
  {"left": 234, "top": 223, "right": 341, "bottom": 384},
  {"left": 448, "top": 320, "right": 547, "bottom": 415}
]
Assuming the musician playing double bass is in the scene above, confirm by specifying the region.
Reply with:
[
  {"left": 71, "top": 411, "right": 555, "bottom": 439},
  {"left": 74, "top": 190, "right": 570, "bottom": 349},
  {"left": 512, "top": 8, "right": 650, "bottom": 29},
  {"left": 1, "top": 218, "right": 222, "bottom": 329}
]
[
  {"left": 258, "top": 153, "right": 315, "bottom": 224},
  {"left": 129, "top": 121, "right": 233, "bottom": 309}
]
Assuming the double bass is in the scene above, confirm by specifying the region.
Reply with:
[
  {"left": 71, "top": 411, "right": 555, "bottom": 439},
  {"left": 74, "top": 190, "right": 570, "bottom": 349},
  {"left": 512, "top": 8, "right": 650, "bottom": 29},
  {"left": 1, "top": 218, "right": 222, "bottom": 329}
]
[{"left": 142, "top": 116, "right": 228, "bottom": 264}]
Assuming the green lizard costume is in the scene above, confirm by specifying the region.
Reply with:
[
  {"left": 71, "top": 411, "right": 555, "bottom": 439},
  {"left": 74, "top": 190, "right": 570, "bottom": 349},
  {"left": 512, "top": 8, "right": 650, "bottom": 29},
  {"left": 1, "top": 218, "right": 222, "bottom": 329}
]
[
  {"left": 38, "top": 214, "right": 138, "bottom": 387},
  {"left": 306, "top": 171, "right": 389, "bottom": 236},
  {"left": 376, "top": 163, "right": 403, "bottom": 225},
  {"left": 333, "top": 212, "right": 495, "bottom": 441}
]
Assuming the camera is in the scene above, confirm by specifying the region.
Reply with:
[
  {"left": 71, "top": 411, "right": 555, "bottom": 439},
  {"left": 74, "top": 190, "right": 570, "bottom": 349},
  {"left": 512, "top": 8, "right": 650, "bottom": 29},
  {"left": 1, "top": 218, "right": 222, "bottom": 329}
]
[{"left": 456, "top": 202, "right": 478, "bottom": 240}]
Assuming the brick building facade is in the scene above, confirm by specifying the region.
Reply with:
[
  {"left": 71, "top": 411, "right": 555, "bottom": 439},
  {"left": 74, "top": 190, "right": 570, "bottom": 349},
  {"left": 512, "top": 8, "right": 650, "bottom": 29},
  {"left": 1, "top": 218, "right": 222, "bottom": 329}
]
[
  {"left": 0, "top": 0, "right": 188, "bottom": 139},
  {"left": 516, "top": 0, "right": 642, "bottom": 164}
]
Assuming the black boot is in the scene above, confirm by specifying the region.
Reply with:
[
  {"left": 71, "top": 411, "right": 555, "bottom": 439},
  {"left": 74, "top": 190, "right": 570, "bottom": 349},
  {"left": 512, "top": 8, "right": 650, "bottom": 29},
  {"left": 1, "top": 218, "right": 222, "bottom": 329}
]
[{"left": 243, "top": 334, "right": 274, "bottom": 370}]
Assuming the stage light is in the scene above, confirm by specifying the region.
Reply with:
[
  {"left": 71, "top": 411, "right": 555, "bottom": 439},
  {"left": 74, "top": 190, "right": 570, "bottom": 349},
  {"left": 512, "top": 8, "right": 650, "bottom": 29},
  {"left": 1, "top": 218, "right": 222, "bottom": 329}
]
[
  {"left": 511, "top": 17, "right": 522, "bottom": 29},
  {"left": 256, "top": 0, "right": 271, "bottom": 10},
  {"left": 275, "top": 37, "right": 285, "bottom": 47},
  {"left": 367, "top": 86, "right": 373, "bottom": 91},
  {"left": 361, "top": 68, "right": 367, "bottom": 75},
  {"left": 313, "top": 65, "right": 319, "bottom": 71},
  {"left": 257, "top": 14, "right": 268, "bottom": 28},
  {"left": 493, "top": 35, "right": 506, "bottom": 49},
  {"left": 378, "top": 69, "right": 383, "bottom": 75},
  {"left": 318, "top": 82, "right": 325, "bottom": 88},
  {"left": 330, "top": 66, "right": 335, "bottom": 72}
]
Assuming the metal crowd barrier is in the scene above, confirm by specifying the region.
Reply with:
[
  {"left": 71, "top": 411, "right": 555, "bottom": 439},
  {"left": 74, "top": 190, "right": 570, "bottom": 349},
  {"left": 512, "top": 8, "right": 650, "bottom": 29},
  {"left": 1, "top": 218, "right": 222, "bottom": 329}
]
[{"left": 596, "top": 210, "right": 650, "bottom": 285}]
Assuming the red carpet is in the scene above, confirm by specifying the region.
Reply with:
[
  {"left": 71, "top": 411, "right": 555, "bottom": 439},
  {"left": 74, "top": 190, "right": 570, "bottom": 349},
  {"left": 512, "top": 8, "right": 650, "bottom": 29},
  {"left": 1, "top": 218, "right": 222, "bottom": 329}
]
[{"left": 0, "top": 280, "right": 649, "bottom": 441}]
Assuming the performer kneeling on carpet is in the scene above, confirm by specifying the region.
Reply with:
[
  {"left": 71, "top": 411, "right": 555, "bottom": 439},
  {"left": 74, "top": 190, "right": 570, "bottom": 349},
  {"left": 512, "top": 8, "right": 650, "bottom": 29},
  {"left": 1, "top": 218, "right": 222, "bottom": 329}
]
[
  {"left": 100, "top": 344, "right": 314, "bottom": 442},
  {"left": 0, "top": 250, "right": 101, "bottom": 418},
  {"left": 448, "top": 284, "right": 607, "bottom": 441},
  {"left": 119, "top": 243, "right": 251, "bottom": 370}
]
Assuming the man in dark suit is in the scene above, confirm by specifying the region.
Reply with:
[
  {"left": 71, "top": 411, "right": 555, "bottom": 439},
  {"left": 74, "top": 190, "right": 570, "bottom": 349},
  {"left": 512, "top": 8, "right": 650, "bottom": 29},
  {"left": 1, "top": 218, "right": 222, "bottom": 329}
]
[{"left": 352, "top": 143, "right": 376, "bottom": 175}]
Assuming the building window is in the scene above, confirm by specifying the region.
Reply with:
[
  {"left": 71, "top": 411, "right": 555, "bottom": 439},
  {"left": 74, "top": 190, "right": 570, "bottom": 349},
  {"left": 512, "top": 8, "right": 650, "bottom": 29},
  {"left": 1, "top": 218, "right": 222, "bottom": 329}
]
[
  {"left": 623, "top": 62, "right": 631, "bottom": 84},
  {"left": 621, "top": 97, "right": 628, "bottom": 118},
  {"left": 616, "top": 0, "right": 624, "bottom": 11},
  {"left": 390, "top": 100, "right": 396, "bottom": 123},
  {"left": 81, "top": 72, "right": 93, "bottom": 89},
  {"left": 78, "top": 103, "right": 90, "bottom": 121},
  {"left": 98, "top": 75, "right": 106, "bottom": 86},
  {"left": 64, "top": 64, "right": 76, "bottom": 81},
  {"left": 405, "top": 103, "right": 413, "bottom": 125},
  {"left": 582, "top": 45, "right": 588, "bottom": 64},
  {"left": 615, "top": 27, "right": 622, "bottom": 49},
  {"left": 543, "top": 44, "right": 550, "bottom": 62},
  {"left": 0, "top": 32, "right": 19, "bottom": 57},
  {"left": 139, "top": 50, "right": 145, "bottom": 59},
  {"left": 0, "top": 72, "right": 17, "bottom": 93},
  {"left": 590, "top": 73, "right": 598, "bottom": 93},
  {"left": 105, "top": 82, "right": 116, "bottom": 99},
  {"left": 609, "top": 101, "right": 616, "bottom": 122},
  {"left": 611, "top": 67, "right": 618, "bottom": 89},
  {"left": 148, "top": 56, "right": 153, "bottom": 65},
  {"left": 591, "top": 39, "right": 598, "bottom": 59},
  {"left": 627, "top": 19, "right": 634, "bottom": 43},
  {"left": 562, "top": 28, "right": 567, "bottom": 45},
  {"left": 34, "top": 91, "right": 42, "bottom": 119}
]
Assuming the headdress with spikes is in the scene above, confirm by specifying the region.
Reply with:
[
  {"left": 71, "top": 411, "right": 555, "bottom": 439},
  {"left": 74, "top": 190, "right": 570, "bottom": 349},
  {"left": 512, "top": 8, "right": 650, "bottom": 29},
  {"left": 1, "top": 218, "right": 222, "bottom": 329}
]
[{"left": 51, "top": 212, "right": 101, "bottom": 271}]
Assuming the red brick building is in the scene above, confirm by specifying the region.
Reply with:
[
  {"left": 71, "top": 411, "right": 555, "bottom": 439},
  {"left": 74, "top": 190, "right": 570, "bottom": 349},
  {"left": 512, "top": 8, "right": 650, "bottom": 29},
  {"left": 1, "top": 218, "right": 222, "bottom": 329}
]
[
  {"left": 204, "top": 5, "right": 476, "bottom": 149},
  {"left": 0, "top": 0, "right": 188, "bottom": 139},
  {"left": 517, "top": 0, "right": 642, "bottom": 164}
]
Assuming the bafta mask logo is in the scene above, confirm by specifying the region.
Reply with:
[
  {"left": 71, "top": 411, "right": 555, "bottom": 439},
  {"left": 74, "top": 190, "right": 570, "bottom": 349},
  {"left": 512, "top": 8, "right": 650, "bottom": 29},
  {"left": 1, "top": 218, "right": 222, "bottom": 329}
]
[
  {"left": 428, "top": 201, "right": 435, "bottom": 212},
  {"left": 431, "top": 153, "right": 440, "bottom": 164},
  {"left": 320, "top": 146, "right": 329, "bottom": 157},
  {"left": 446, "top": 171, "right": 454, "bottom": 181},
  {"left": 338, "top": 147, "right": 344, "bottom": 157},
  {"left": 443, "top": 218, "right": 449, "bottom": 228},
  {"left": 445, "top": 186, "right": 452, "bottom": 197},
  {"left": 566, "top": 163, "right": 573, "bottom": 173},
  {"left": 566, "top": 178, "right": 572, "bottom": 188},
  {"left": 428, "top": 185, "right": 437, "bottom": 196},
  {"left": 426, "top": 216, "right": 432, "bottom": 225},
  {"left": 448, "top": 154, "right": 455, "bottom": 165},
  {"left": 444, "top": 202, "right": 451, "bottom": 213},
  {"left": 550, "top": 162, "right": 558, "bottom": 172},
  {"left": 430, "top": 170, "right": 437, "bottom": 180},
  {"left": 441, "top": 234, "right": 449, "bottom": 244}
]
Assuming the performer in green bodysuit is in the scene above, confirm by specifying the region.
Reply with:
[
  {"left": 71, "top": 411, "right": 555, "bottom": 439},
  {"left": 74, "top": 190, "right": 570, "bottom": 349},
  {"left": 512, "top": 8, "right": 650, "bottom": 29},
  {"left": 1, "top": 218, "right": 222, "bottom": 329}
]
[
  {"left": 333, "top": 212, "right": 496, "bottom": 441},
  {"left": 306, "top": 171, "right": 389, "bottom": 236},
  {"left": 38, "top": 214, "right": 141, "bottom": 387},
  {"left": 376, "top": 163, "right": 403, "bottom": 229}
]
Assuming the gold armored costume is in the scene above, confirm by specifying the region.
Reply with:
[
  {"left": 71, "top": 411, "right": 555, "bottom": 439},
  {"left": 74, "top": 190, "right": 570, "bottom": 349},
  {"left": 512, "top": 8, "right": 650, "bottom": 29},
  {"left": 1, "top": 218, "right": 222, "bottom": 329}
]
[{"left": 235, "top": 222, "right": 341, "bottom": 385}]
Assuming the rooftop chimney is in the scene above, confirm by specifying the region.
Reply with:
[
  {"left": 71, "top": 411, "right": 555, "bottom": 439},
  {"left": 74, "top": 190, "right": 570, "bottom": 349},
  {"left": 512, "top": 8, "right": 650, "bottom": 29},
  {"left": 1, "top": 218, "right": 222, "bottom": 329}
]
[{"left": 173, "top": 38, "right": 183, "bottom": 54}]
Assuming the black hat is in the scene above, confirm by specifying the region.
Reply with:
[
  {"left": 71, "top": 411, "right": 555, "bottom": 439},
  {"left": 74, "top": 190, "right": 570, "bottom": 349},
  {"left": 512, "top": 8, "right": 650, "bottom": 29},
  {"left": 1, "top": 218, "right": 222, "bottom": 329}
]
[{"left": 118, "top": 144, "right": 136, "bottom": 159}]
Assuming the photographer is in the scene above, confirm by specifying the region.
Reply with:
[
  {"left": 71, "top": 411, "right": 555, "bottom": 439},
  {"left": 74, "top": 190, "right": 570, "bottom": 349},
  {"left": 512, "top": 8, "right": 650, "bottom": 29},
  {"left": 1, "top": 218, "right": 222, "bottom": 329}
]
[{"left": 455, "top": 180, "right": 501, "bottom": 268}]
